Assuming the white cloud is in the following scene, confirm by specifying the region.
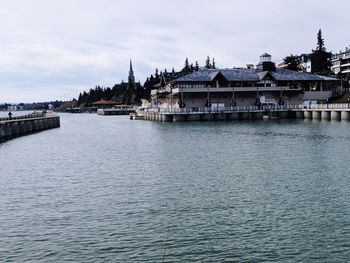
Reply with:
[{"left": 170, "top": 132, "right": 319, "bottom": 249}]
[{"left": 0, "top": 0, "right": 349, "bottom": 102}]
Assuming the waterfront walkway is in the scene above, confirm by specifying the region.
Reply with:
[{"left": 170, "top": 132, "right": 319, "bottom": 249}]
[
  {"left": 0, "top": 112, "right": 60, "bottom": 142},
  {"left": 132, "top": 103, "right": 350, "bottom": 122}
]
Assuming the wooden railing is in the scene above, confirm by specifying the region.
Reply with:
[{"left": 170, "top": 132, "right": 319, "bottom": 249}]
[
  {"left": 143, "top": 103, "right": 350, "bottom": 113},
  {"left": 143, "top": 104, "right": 303, "bottom": 113}
]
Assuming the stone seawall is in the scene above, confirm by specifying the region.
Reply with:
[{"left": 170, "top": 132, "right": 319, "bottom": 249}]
[
  {"left": 142, "top": 111, "right": 295, "bottom": 122},
  {"left": 0, "top": 113, "right": 60, "bottom": 142},
  {"left": 140, "top": 109, "right": 350, "bottom": 122}
]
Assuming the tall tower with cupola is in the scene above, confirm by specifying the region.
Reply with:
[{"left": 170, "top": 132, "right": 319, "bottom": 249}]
[{"left": 256, "top": 53, "right": 276, "bottom": 71}]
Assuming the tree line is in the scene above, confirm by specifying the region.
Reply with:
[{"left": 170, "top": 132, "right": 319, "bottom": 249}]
[
  {"left": 77, "top": 84, "right": 144, "bottom": 106},
  {"left": 77, "top": 56, "right": 217, "bottom": 106}
]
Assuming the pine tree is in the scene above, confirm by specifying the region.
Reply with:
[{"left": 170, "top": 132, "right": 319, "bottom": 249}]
[
  {"left": 182, "top": 57, "right": 190, "bottom": 73},
  {"left": 205, "top": 55, "right": 211, "bottom": 69},
  {"left": 316, "top": 29, "right": 325, "bottom": 51},
  {"left": 212, "top": 58, "right": 216, "bottom": 69},
  {"left": 184, "top": 57, "right": 189, "bottom": 69},
  {"left": 311, "top": 29, "right": 332, "bottom": 75},
  {"left": 283, "top": 54, "right": 301, "bottom": 71},
  {"left": 78, "top": 92, "right": 82, "bottom": 104},
  {"left": 195, "top": 61, "right": 199, "bottom": 71}
]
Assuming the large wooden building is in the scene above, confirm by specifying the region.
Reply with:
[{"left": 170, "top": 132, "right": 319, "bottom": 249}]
[{"left": 151, "top": 54, "right": 338, "bottom": 110}]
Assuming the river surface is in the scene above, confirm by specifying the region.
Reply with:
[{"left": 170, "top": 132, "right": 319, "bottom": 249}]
[{"left": 1, "top": 114, "right": 350, "bottom": 262}]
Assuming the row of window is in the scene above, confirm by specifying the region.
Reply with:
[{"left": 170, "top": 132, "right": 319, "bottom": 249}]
[{"left": 178, "top": 82, "right": 293, "bottom": 89}]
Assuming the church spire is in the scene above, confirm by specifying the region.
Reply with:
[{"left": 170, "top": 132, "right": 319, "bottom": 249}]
[
  {"left": 128, "top": 59, "right": 135, "bottom": 89},
  {"left": 129, "top": 59, "right": 133, "bottom": 74}
]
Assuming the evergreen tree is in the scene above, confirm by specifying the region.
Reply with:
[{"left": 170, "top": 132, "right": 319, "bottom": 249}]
[
  {"left": 182, "top": 57, "right": 190, "bottom": 73},
  {"left": 311, "top": 29, "right": 332, "bottom": 76},
  {"left": 205, "top": 55, "right": 211, "bottom": 69},
  {"left": 78, "top": 92, "right": 82, "bottom": 104},
  {"left": 155, "top": 68, "right": 160, "bottom": 81},
  {"left": 195, "top": 61, "right": 199, "bottom": 71},
  {"left": 184, "top": 57, "right": 189, "bottom": 69},
  {"left": 283, "top": 54, "right": 301, "bottom": 71},
  {"left": 142, "top": 74, "right": 156, "bottom": 100},
  {"left": 212, "top": 58, "right": 216, "bottom": 69},
  {"left": 316, "top": 29, "right": 325, "bottom": 51}
]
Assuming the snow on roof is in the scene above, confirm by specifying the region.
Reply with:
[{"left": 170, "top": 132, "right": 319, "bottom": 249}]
[
  {"left": 171, "top": 68, "right": 337, "bottom": 83},
  {"left": 172, "top": 68, "right": 259, "bottom": 82}
]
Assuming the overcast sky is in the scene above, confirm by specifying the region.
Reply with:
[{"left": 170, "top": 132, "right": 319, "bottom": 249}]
[{"left": 0, "top": 0, "right": 349, "bottom": 102}]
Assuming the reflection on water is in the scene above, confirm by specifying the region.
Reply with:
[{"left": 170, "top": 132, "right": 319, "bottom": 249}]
[{"left": 0, "top": 114, "right": 350, "bottom": 262}]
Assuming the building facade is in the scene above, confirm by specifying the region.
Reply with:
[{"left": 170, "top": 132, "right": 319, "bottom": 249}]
[
  {"left": 300, "top": 53, "right": 312, "bottom": 72},
  {"left": 332, "top": 46, "right": 350, "bottom": 88},
  {"left": 151, "top": 54, "right": 338, "bottom": 110}
]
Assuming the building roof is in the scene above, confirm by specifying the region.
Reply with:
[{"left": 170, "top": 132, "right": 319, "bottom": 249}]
[
  {"left": 260, "top": 52, "right": 271, "bottom": 57},
  {"left": 170, "top": 68, "right": 337, "bottom": 83},
  {"left": 172, "top": 68, "right": 260, "bottom": 82},
  {"left": 91, "top": 99, "right": 118, "bottom": 105}
]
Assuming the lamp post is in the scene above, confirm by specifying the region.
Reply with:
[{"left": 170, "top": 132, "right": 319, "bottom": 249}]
[
  {"left": 179, "top": 87, "right": 186, "bottom": 110},
  {"left": 231, "top": 87, "right": 236, "bottom": 108},
  {"left": 205, "top": 85, "right": 211, "bottom": 110},
  {"left": 170, "top": 95, "right": 173, "bottom": 112},
  {"left": 278, "top": 86, "right": 284, "bottom": 107},
  {"left": 207, "top": 85, "right": 210, "bottom": 103},
  {"left": 181, "top": 87, "right": 184, "bottom": 102},
  {"left": 255, "top": 86, "right": 261, "bottom": 108}
]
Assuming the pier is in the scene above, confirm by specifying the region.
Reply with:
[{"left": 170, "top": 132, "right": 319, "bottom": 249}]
[
  {"left": 133, "top": 104, "right": 350, "bottom": 122},
  {"left": 0, "top": 112, "right": 60, "bottom": 142},
  {"left": 97, "top": 108, "right": 135, "bottom": 116}
]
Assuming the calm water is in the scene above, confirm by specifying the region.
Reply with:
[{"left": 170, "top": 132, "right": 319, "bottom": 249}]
[{"left": 1, "top": 114, "right": 350, "bottom": 262}]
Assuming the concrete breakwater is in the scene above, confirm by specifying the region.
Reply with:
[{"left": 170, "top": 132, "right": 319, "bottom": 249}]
[
  {"left": 0, "top": 112, "right": 60, "bottom": 142},
  {"left": 97, "top": 108, "right": 135, "bottom": 116}
]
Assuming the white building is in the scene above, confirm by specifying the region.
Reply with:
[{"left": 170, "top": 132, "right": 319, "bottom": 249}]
[
  {"left": 332, "top": 46, "right": 350, "bottom": 88},
  {"left": 332, "top": 46, "right": 350, "bottom": 75},
  {"left": 7, "top": 105, "right": 17, "bottom": 111},
  {"left": 300, "top": 53, "right": 312, "bottom": 73}
]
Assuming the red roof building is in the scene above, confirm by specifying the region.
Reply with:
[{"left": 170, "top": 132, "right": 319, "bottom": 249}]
[{"left": 91, "top": 99, "right": 118, "bottom": 109}]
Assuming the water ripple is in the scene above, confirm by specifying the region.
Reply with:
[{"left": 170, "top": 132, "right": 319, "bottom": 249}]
[{"left": 0, "top": 115, "right": 350, "bottom": 262}]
